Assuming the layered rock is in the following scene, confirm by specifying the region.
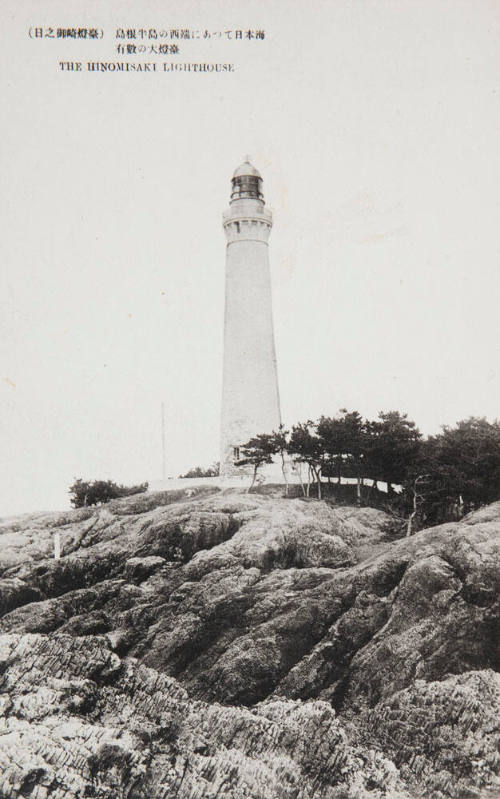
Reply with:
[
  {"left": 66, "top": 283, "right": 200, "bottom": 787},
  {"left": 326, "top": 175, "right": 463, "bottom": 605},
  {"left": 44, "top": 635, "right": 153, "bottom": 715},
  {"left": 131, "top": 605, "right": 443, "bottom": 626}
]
[
  {"left": 0, "top": 489, "right": 499, "bottom": 798},
  {"left": 0, "top": 632, "right": 412, "bottom": 799}
]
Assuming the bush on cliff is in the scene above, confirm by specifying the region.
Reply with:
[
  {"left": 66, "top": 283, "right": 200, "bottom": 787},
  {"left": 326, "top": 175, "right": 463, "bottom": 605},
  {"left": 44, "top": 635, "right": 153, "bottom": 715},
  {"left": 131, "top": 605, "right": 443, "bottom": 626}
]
[
  {"left": 178, "top": 462, "right": 220, "bottom": 478},
  {"left": 69, "top": 478, "right": 148, "bottom": 508}
]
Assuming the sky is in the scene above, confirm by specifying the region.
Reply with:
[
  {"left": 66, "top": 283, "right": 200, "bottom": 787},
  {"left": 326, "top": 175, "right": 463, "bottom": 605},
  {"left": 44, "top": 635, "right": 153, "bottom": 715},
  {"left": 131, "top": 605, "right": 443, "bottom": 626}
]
[{"left": 1, "top": 0, "right": 500, "bottom": 515}]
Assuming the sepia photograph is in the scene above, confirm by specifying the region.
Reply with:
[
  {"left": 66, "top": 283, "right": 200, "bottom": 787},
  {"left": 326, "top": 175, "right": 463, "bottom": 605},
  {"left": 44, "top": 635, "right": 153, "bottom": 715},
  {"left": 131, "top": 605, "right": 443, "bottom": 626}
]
[{"left": 1, "top": 1, "right": 499, "bottom": 797}]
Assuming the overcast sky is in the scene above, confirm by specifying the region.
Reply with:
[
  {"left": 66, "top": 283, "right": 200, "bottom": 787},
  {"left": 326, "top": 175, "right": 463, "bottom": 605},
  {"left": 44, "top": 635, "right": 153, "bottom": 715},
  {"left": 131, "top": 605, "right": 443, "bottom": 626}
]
[{"left": 2, "top": 0, "right": 499, "bottom": 515}]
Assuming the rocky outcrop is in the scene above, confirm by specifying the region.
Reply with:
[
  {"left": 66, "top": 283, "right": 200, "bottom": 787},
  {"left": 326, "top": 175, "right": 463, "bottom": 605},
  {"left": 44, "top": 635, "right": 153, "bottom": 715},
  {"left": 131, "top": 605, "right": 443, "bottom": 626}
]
[
  {"left": 359, "top": 669, "right": 500, "bottom": 799},
  {"left": 0, "top": 632, "right": 412, "bottom": 799},
  {"left": 0, "top": 489, "right": 499, "bottom": 798}
]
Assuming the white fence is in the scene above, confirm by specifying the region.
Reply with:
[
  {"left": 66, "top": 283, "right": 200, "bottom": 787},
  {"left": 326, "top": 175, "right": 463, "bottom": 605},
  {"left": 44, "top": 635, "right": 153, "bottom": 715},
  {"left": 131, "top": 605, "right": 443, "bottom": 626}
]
[{"left": 148, "top": 474, "right": 395, "bottom": 493}]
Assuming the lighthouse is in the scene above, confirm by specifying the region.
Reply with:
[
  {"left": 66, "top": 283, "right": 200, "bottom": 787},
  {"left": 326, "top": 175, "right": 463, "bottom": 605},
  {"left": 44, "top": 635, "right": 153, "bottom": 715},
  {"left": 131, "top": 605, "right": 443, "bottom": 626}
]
[{"left": 220, "top": 160, "right": 281, "bottom": 478}]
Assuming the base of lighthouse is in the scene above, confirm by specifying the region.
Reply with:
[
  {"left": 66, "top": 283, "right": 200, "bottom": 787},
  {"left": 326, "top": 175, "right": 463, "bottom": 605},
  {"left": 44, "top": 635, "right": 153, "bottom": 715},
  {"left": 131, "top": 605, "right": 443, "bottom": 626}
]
[
  {"left": 219, "top": 458, "right": 297, "bottom": 486},
  {"left": 220, "top": 161, "right": 281, "bottom": 478}
]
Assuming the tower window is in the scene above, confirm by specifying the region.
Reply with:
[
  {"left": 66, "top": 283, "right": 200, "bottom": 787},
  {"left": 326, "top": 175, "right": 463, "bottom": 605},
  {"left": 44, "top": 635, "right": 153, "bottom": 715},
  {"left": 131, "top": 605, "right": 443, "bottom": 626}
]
[
  {"left": 235, "top": 222, "right": 240, "bottom": 233},
  {"left": 233, "top": 446, "right": 240, "bottom": 461}
]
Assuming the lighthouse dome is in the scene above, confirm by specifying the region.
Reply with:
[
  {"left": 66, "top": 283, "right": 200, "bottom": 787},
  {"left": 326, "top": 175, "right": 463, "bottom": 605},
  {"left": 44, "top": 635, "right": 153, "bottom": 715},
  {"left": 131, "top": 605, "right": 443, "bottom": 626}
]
[
  {"left": 231, "top": 159, "right": 264, "bottom": 202},
  {"left": 233, "top": 160, "right": 262, "bottom": 179}
]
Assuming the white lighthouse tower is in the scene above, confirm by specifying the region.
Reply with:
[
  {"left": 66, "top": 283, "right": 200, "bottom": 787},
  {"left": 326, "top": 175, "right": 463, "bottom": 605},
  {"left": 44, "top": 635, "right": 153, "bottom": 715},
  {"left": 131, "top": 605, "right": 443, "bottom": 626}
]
[{"left": 220, "top": 160, "right": 281, "bottom": 478}]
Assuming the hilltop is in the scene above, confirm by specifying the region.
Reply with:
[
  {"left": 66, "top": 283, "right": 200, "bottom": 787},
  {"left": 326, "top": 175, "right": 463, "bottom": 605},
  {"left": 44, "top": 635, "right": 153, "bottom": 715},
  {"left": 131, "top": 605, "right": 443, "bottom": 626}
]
[{"left": 0, "top": 487, "right": 498, "bottom": 798}]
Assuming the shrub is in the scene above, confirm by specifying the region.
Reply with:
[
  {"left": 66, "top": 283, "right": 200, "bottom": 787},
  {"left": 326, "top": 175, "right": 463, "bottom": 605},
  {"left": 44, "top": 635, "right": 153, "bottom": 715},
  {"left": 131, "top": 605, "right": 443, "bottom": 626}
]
[{"left": 69, "top": 478, "right": 148, "bottom": 508}]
